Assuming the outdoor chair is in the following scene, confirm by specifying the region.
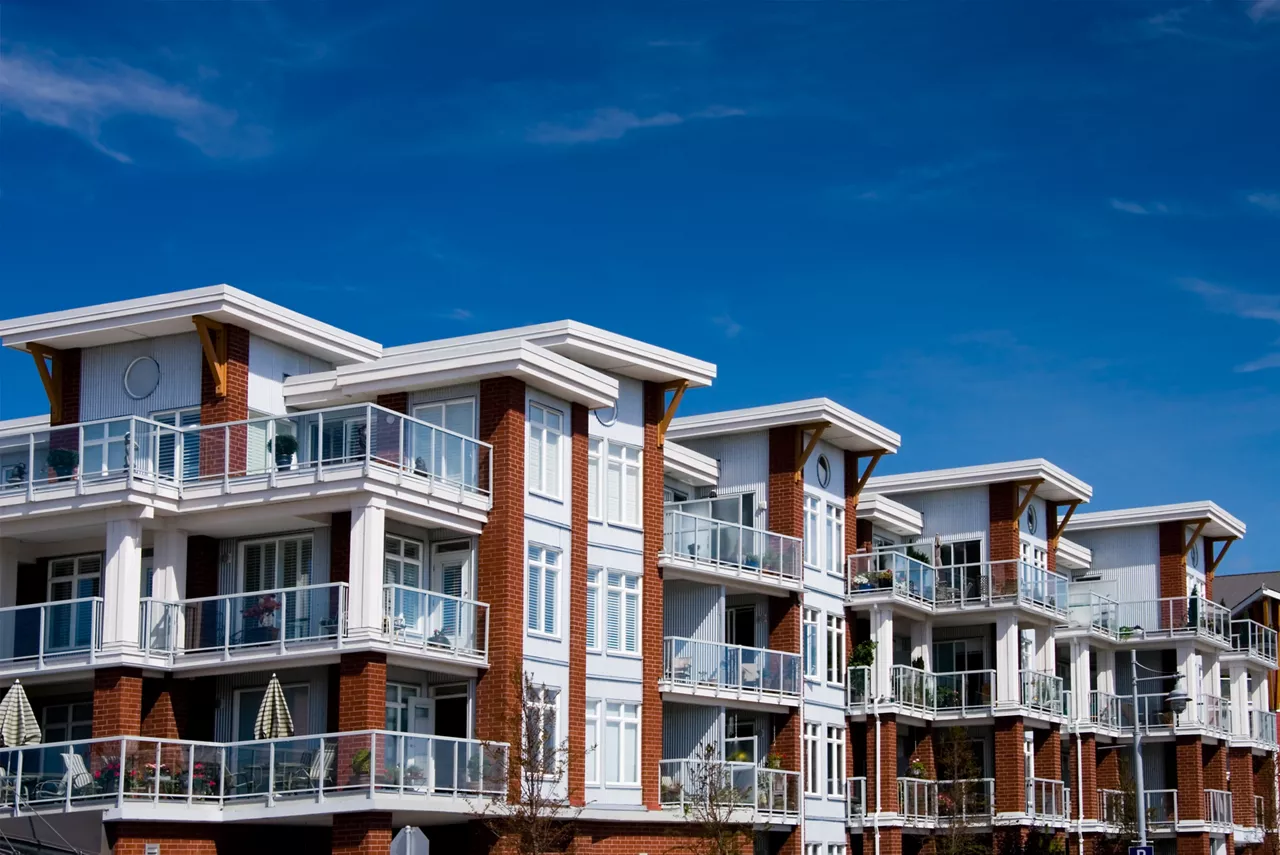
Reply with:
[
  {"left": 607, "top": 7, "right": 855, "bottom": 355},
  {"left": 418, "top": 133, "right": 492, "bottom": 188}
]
[
  {"left": 37, "top": 753, "right": 98, "bottom": 799},
  {"left": 285, "top": 743, "right": 335, "bottom": 791}
]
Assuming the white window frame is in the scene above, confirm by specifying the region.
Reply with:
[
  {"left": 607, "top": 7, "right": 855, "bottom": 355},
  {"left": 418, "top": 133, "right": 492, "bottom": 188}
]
[
  {"left": 587, "top": 438, "right": 604, "bottom": 521},
  {"left": 412, "top": 397, "right": 477, "bottom": 438},
  {"left": 586, "top": 568, "right": 602, "bottom": 651},
  {"left": 47, "top": 553, "right": 102, "bottom": 602},
  {"left": 828, "top": 845, "right": 848, "bottom": 855},
  {"left": 525, "top": 684, "right": 561, "bottom": 778},
  {"left": 603, "top": 569, "right": 641, "bottom": 655},
  {"left": 826, "top": 725, "right": 846, "bottom": 797},
  {"left": 526, "top": 544, "right": 561, "bottom": 638},
  {"left": 602, "top": 700, "right": 640, "bottom": 787},
  {"left": 804, "top": 495, "right": 821, "bottom": 567},
  {"left": 805, "top": 845, "right": 822, "bottom": 855},
  {"left": 604, "top": 441, "right": 642, "bottom": 528},
  {"left": 804, "top": 722, "right": 822, "bottom": 796},
  {"left": 385, "top": 681, "right": 421, "bottom": 733},
  {"left": 803, "top": 608, "right": 821, "bottom": 681},
  {"left": 825, "top": 503, "right": 845, "bottom": 575},
  {"left": 527, "top": 402, "right": 564, "bottom": 500},
  {"left": 585, "top": 699, "right": 600, "bottom": 785},
  {"left": 826, "top": 613, "right": 846, "bottom": 686},
  {"left": 238, "top": 534, "right": 313, "bottom": 592}
]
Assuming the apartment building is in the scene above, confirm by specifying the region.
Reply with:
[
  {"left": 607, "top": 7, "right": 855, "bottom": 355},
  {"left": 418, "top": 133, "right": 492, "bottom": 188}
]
[{"left": 0, "top": 285, "right": 1271, "bottom": 855}]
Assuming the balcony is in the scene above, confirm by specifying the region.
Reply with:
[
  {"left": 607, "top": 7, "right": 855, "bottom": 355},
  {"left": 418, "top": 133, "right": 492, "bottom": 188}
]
[
  {"left": 658, "top": 758, "right": 799, "bottom": 822},
  {"left": 1066, "top": 592, "right": 1120, "bottom": 637},
  {"left": 0, "top": 406, "right": 492, "bottom": 517},
  {"left": 886, "top": 666, "right": 995, "bottom": 718},
  {"left": 0, "top": 731, "right": 507, "bottom": 819},
  {"left": 846, "top": 776, "right": 867, "bottom": 823},
  {"left": 937, "top": 779, "right": 994, "bottom": 823},
  {"left": 1253, "top": 710, "right": 1278, "bottom": 746},
  {"left": 661, "top": 506, "right": 802, "bottom": 593},
  {"left": 1027, "top": 778, "right": 1068, "bottom": 820},
  {"left": 848, "top": 666, "right": 871, "bottom": 714},
  {"left": 1099, "top": 789, "right": 1177, "bottom": 831},
  {"left": 1089, "top": 690, "right": 1124, "bottom": 730},
  {"left": 899, "top": 777, "right": 936, "bottom": 824},
  {"left": 847, "top": 548, "right": 935, "bottom": 608},
  {"left": 0, "top": 598, "right": 103, "bottom": 677},
  {"left": 1205, "top": 789, "right": 1233, "bottom": 831},
  {"left": 1111, "top": 597, "right": 1231, "bottom": 648},
  {"left": 934, "top": 560, "right": 1068, "bottom": 617},
  {"left": 661, "top": 637, "right": 801, "bottom": 707},
  {"left": 1231, "top": 619, "right": 1279, "bottom": 666},
  {"left": 1020, "top": 670, "right": 1065, "bottom": 717},
  {"left": 381, "top": 585, "right": 488, "bottom": 664},
  {"left": 1200, "top": 695, "right": 1230, "bottom": 735},
  {"left": 1128, "top": 693, "right": 1178, "bottom": 731}
]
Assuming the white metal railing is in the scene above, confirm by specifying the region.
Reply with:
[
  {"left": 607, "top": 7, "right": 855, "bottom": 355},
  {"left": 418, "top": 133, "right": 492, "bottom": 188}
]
[
  {"left": 1147, "top": 790, "right": 1178, "bottom": 830},
  {"left": 1233, "top": 619, "right": 1279, "bottom": 665},
  {"left": 934, "top": 560, "right": 1067, "bottom": 614},
  {"left": 0, "top": 598, "right": 103, "bottom": 669},
  {"left": 1125, "top": 692, "right": 1178, "bottom": 731},
  {"left": 892, "top": 666, "right": 932, "bottom": 714},
  {"left": 382, "top": 585, "right": 487, "bottom": 660},
  {"left": 1113, "top": 596, "right": 1231, "bottom": 646},
  {"left": 1206, "top": 789, "right": 1233, "bottom": 828},
  {"left": 140, "top": 584, "right": 347, "bottom": 660},
  {"left": 847, "top": 776, "right": 866, "bottom": 821},
  {"left": 1021, "top": 670, "right": 1064, "bottom": 715},
  {"left": 663, "top": 507, "right": 801, "bottom": 585},
  {"left": 1253, "top": 709, "right": 1279, "bottom": 745},
  {"left": 662, "top": 637, "right": 801, "bottom": 701},
  {"left": 935, "top": 670, "right": 996, "bottom": 715},
  {"left": 847, "top": 666, "right": 871, "bottom": 712},
  {"left": 1090, "top": 690, "right": 1124, "bottom": 729},
  {"left": 1028, "top": 778, "right": 1067, "bottom": 819},
  {"left": 1201, "top": 695, "right": 1230, "bottom": 734},
  {"left": 1099, "top": 788, "right": 1125, "bottom": 825},
  {"left": 1257, "top": 795, "right": 1266, "bottom": 827},
  {"left": 937, "top": 778, "right": 994, "bottom": 821},
  {"left": 0, "top": 405, "right": 492, "bottom": 504},
  {"left": 0, "top": 730, "right": 507, "bottom": 814},
  {"left": 1067, "top": 592, "right": 1119, "bottom": 636},
  {"left": 658, "top": 759, "right": 799, "bottom": 819},
  {"left": 847, "top": 547, "right": 935, "bottom": 604},
  {"left": 898, "top": 777, "right": 936, "bottom": 821}
]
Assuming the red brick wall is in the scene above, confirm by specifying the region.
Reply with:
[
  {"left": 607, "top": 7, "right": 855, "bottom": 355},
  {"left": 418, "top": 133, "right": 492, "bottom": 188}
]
[
  {"left": 1096, "top": 744, "right": 1119, "bottom": 791},
  {"left": 376, "top": 393, "right": 408, "bottom": 414},
  {"left": 1176, "top": 834, "right": 1210, "bottom": 855},
  {"left": 1034, "top": 726, "right": 1060, "bottom": 779},
  {"left": 568, "top": 402, "right": 588, "bottom": 806},
  {"left": 866, "top": 713, "right": 899, "bottom": 812},
  {"left": 878, "top": 827, "right": 903, "bottom": 855},
  {"left": 93, "top": 667, "right": 143, "bottom": 737},
  {"left": 562, "top": 821, "right": 751, "bottom": 855},
  {"left": 768, "top": 426, "right": 804, "bottom": 538},
  {"left": 198, "top": 323, "right": 249, "bottom": 478},
  {"left": 1176, "top": 736, "right": 1205, "bottom": 819},
  {"left": 989, "top": 483, "right": 1020, "bottom": 593},
  {"left": 374, "top": 393, "right": 410, "bottom": 465},
  {"left": 1078, "top": 734, "right": 1098, "bottom": 819},
  {"left": 908, "top": 724, "right": 936, "bottom": 778},
  {"left": 641, "top": 381, "right": 666, "bottom": 810},
  {"left": 1159, "top": 521, "right": 1188, "bottom": 600},
  {"left": 141, "top": 677, "right": 187, "bottom": 739},
  {"left": 108, "top": 821, "right": 217, "bottom": 855},
  {"left": 993, "top": 716, "right": 1024, "bottom": 813},
  {"left": 53, "top": 348, "right": 81, "bottom": 426},
  {"left": 475, "top": 377, "right": 526, "bottom": 797},
  {"left": 1233, "top": 748, "right": 1257, "bottom": 826},
  {"left": 338, "top": 651, "right": 387, "bottom": 731},
  {"left": 333, "top": 811, "right": 393, "bottom": 855},
  {"left": 1204, "top": 741, "right": 1227, "bottom": 790}
]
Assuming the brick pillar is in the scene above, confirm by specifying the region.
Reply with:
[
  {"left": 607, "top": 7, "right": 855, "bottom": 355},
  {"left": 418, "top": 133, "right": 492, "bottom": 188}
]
[
  {"left": 1096, "top": 744, "right": 1119, "bottom": 791},
  {"left": 1159, "top": 521, "right": 1189, "bottom": 630},
  {"left": 141, "top": 677, "right": 187, "bottom": 739},
  {"left": 337, "top": 651, "right": 387, "bottom": 786},
  {"left": 1205, "top": 741, "right": 1227, "bottom": 789},
  {"left": 1176, "top": 835, "right": 1210, "bottom": 855},
  {"left": 766, "top": 425, "right": 803, "bottom": 826},
  {"left": 866, "top": 712, "right": 899, "bottom": 813},
  {"left": 909, "top": 724, "right": 936, "bottom": 778},
  {"left": 1233, "top": 747, "right": 1257, "bottom": 826},
  {"left": 333, "top": 811, "right": 393, "bottom": 855},
  {"left": 1034, "top": 726, "right": 1061, "bottom": 780},
  {"left": 880, "top": 827, "right": 903, "bottom": 855},
  {"left": 475, "top": 377, "right": 526, "bottom": 798},
  {"left": 641, "top": 381, "right": 666, "bottom": 810},
  {"left": 1078, "top": 733, "right": 1098, "bottom": 820},
  {"left": 93, "top": 667, "right": 143, "bottom": 737},
  {"left": 376, "top": 393, "right": 408, "bottom": 414},
  {"left": 330, "top": 510, "right": 351, "bottom": 622},
  {"left": 568, "top": 403, "right": 588, "bottom": 807},
  {"left": 989, "top": 483, "right": 1020, "bottom": 594},
  {"left": 994, "top": 716, "right": 1025, "bottom": 814},
  {"left": 108, "top": 822, "right": 217, "bottom": 855},
  {"left": 198, "top": 323, "right": 249, "bottom": 478},
  {"left": 1176, "top": 736, "right": 1205, "bottom": 819}
]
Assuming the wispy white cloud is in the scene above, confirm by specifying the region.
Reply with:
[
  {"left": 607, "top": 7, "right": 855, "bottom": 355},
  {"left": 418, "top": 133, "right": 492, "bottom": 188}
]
[
  {"left": 1248, "top": 0, "right": 1280, "bottom": 22},
  {"left": 527, "top": 105, "right": 743, "bottom": 145},
  {"left": 711, "top": 315, "right": 742, "bottom": 338},
  {"left": 1246, "top": 192, "right": 1280, "bottom": 212},
  {"left": 1181, "top": 278, "right": 1280, "bottom": 371},
  {"left": 435, "top": 308, "right": 473, "bottom": 321},
  {"left": 1237, "top": 352, "right": 1280, "bottom": 372},
  {"left": 0, "top": 47, "right": 269, "bottom": 163},
  {"left": 1109, "top": 198, "right": 1171, "bottom": 215}
]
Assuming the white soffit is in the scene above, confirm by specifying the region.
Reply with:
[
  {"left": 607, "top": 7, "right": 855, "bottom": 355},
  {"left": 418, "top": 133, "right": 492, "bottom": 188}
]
[
  {"left": 1068, "top": 501, "right": 1245, "bottom": 540},
  {"left": 857, "top": 493, "right": 923, "bottom": 537},
  {"left": 1056, "top": 537, "right": 1092, "bottom": 572},
  {"left": 664, "top": 441, "right": 719, "bottom": 488},
  {"left": 283, "top": 339, "right": 619, "bottom": 410},
  {"left": 385, "top": 320, "right": 717, "bottom": 388},
  {"left": 0, "top": 285, "right": 382, "bottom": 366},
  {"left": 666, "top": 398, "right": 901, "bottom": 455},
  {"left": 865, "top": 459, "right": 1092, "bottom": 504}
]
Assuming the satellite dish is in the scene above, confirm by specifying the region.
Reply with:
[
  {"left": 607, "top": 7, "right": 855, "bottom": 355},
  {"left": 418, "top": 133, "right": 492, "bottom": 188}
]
[{"left": 390, "top": 827, "right": 429, "bottom": 855}]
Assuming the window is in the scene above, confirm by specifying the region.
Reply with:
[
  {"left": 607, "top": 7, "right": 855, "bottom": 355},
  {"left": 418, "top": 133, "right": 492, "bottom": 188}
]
[
  {"left": 586, "top": 568, "right": 601, "bottom": 650},
  {"left": 585, "top": 700, "right": 600, "bottom": 784},
  {"left": 805, "top": 846, "right": 822, "bottom": 855},
  {"left": 824, "top": 504, "right": 845, "bottom": 574},
  {"left": 234, "top": 684, "right": 309, "bottom": 741},
  {"left": 240, "top": 535, "right": 313, "bottom": 592},
  {"left": 826, "top": 726, "right": 846, "bottom": 797},
  {"left": 603, "top": 701, "right": 640, "bottom": 785},
  {"left": 804, "top": 722, "right": 822, "bottom": 795},
  {"left": 413, "top": 398, "right": 477, "bottom": 486},
  {"left": 40, "top": 702, "right": 92, "bottom": 774},
  {"left": 605, "top": 443, "right": 642, "bottom": 526},
  {"left": 527, "top": 545, "right": 560, "bottom": 636},
  {"left": 47, "top": 553, "right": 101, "bottom": 651},
  {"left": 525, "top": 684, "right": 560, "bottom": 776},
  {"left": 804, "top": 496, "right": 821, "bottom": 566},
  {"left": 385, "top": 682, "right": 420, "bottom": 732},
  {"left": 605, "top": 570, "right": 641, "bottom": 654},
  {"left": 140, "top": 547, "right": 154, "bottom": 598},
  {"left": 384, "top": 535, "right": 423, "bottom": 587},
  {"left": 828, "top": 845, "right": 848, "bottom": 855},
  {"left": 153, "top": 407, "right": 201, "bottom": 482},
  {"left": 826, "top": 614, "right": 845, "bottom": 685},
  {"left": 803, "top": 608, "right": 821, "bottom": 679},
  {"left": 527, "top": 403, "right": 563, "bottom": 498},
  {"left": 588, "top": 439, "right": 603, "bottom": 520}
]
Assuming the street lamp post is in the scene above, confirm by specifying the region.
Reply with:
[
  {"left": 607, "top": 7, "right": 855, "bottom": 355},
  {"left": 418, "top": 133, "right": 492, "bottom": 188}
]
[{"left": 1130, "top": 650, "right": 1189, "bottom": 848}]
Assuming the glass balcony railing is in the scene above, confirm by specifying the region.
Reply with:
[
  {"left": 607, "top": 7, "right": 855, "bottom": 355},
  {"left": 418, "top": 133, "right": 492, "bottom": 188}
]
[
  {"left": 847, "top": 665, "right": 871, "bottom": 712},
  {"left": 1028, "top": 778, "right": 1067, "bottom": 819},
  {"left": 934, "top": 560, "right": 1067, "bottom": 614},
  {"left": 662, "top": 507, "right": 802, "bottom": 586},
  {"left": 1205, "top": 789, "right": 1233, "bottom": 828},
  {"left": 847, "top": 548, "right": 935, "bottom": 604},
  {"left": 1020, "top": 670, "right": 1064, "bottom": 715},
  {"left": 0, "top": 598, "right": 103, "bottom": 670},
  {"left": 0, "top": 416, "right": 181, "bottom": 499},
  {"left": 846, "top": 776, "right": 867, "bottom": 821},
  {"left": 662, "top": 637, "right": 801, "bottom": 702},
  {"left": 1147, "top": 790, "right": 1178, "bottom": 830},
  {"left": 658, "top": 759, "right": 799, "bottom": 820},
  {"left": 1090, "top": 690, "right": 1124, "bottom": 729},
  {"left": 1253, "top": 709, "right": 1278, "bottom": 745},
  {"left": 1067, "top": 592, "right": 1119, "bottom": 636},
  {"left": 1201, "top": 695, "right": 1230, "bottom": 734},
  {"left": 1124, "top": 692, "right": 1178, "bottom": 731},
  {"left": 887, "top": 666, "right": 995, "bottom": 716},
  {"left": 898, "top": 777, "right": 936, "bottom": 821},
  {"left": 1112, "top": 597, "right": 1231, "bottom": 646},
  {"left": 937, "top": 779, "right": 994, "bottom": 821},
  {"left": 1233, "top": 619, "right": 1279, "bottom": 665},
  {"left": 382, "top": 585, "right": 487, "bottom": 660}
]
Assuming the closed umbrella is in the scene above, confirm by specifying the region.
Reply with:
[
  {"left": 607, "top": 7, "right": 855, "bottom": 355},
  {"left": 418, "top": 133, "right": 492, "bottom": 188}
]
[
  {"left": 0, "top": 680, "right": 41, "bottom": 747},
  {"left": 254, "top": 674, "right": 294, "bottom": 740}
]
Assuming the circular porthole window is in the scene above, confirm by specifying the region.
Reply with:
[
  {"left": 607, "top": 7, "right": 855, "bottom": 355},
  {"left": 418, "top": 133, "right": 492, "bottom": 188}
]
[
  {"left": 1188, "top": 543, "right": 1199, "bottom": 569},
  {"left": 594, "top": 406, "right": 617, "bottom": 427},
  {"left": 123, "top": 356, "right": 161, "bottom": 400},
  {"left": 816, "top": 454, "right": 831, "bottom": 488},
  {"left": 1025, "top": 503, "right": 1038, "bottom": 535}
]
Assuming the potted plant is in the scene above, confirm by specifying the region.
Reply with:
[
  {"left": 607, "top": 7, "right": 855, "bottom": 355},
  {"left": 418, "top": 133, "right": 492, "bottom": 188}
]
[
  {"left": 270, "top": 434, "right": 299, "bottom": 470},
  {"left": 851, "top": 639, "right": 877, "bottom": 668},
  {"left": 907, "top": 759, "right": 927, "bottom": 778},
  {"left": 351, "top": 748, "right": 371, "bottom": 783},
  {"left": 744, "top": 553, "right": 761, "bottom": 569},
  {"left": 47, "top": 448, "right": 78, "bottom": 480},
  {"left": 906, "top": 546, "right": 932, "bottom": 566},
  {"left": 6, "top": 462, "right": 26, "bottom": 485}
]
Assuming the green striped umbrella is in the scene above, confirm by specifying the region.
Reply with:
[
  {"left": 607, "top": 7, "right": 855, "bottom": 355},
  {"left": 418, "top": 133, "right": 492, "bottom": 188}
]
[
  {"left": 254, "top": 674, "right": 295, "bottom": 740},
  {"left": 0, "top": 680, "right": 41, "bottom": 747}
]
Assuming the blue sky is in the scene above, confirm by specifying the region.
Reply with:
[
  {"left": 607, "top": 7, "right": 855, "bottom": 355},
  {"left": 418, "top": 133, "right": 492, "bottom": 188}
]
[{"left": 1, "top": 1, "right": 1278, "bottom": 573}]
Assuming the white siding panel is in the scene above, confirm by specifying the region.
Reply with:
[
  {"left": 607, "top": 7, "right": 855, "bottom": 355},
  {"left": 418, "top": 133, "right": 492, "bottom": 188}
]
[
  {"left": 681, "top": 433, "right": 768, "bottom": 520},
  {"left": 215, "top": 664, "right": 330, "bottom": 740},
  {"left": 662, "top": 702, "right": 720, "bottom": 759},
  {"left": 80, "top": 333, "right": 202, "bottom": 421},
  {"left": 247, "top": 335, "right": 333, "bottom": 415},
  {"left": 664, "top": 581, "right": 723, "bottom": 643},
  {"left": 895, "top": 486, "right": 989, "bottom": 544},
  {"left": 1071, "top": 526, "right": 1159, "bottom": 604}
]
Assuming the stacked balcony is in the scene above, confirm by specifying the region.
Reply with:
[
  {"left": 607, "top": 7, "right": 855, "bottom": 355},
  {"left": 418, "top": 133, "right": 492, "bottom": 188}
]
[
  {"left": 0, "top": 598, "right": 104, "bottom": 678},
  {"left": 660, "top": 502, "right": 802, "bottom": 594},
  {"left": 658, "top": 757, "right": 800, "bottom": 823},
  {"left": 660, "top": 638, "right": 800, "bottom": 707},
  {"left": 1230, "top": 619, "right": 1279, "bottom": 667}
]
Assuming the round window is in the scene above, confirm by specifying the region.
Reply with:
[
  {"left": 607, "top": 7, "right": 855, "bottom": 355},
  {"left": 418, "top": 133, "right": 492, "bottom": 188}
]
[
  {"left": 123, "top": 356, "right": 161, "bottom": 400},
  {"left": 594, "top": 406, "right": 617, "bottom": 427},
  {"left": 816, "top": 454, "right": 831, "bottom": 488},
  {"left": 1188, "top": 543, "right": 1199, "bottom": 569},
  {"left": 1025, "top": 503, "right": 1038, "bottom": 535}
]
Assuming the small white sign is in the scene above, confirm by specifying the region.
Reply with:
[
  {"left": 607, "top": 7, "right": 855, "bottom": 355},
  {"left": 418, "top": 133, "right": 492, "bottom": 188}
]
[
  {"left": 145, "top": 845, "right": 161, "bottom": 855},
  {"left": 390, "top": 827, "right": 429, "bottom": 855}
]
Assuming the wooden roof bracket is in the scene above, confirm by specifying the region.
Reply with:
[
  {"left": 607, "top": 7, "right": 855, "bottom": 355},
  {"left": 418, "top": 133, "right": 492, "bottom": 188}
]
[
  {"left": 656, "top": 380, "right": 689, "bottom": 447},
  {"left": 28, "top": 343, "right": 63, "bottom": 424},
  {"left": 1014, "top": 479, "right": 1044, "bottom": 520},
  {"left": 192, "top": 315, "right": 227, "bottom": 398},
  {"left": 849, "top": 451, "right": 884, "bottom": 498},
  {"left": 1205, "top": 535, "right": 1236, "bottom": 574},
  {"left": 1048, "top": 499, "right": 1082, "bottom": 542},
  {"left": 1182, "top": 519, "right": 1209, "bottom": 558},
  {"left": 793, "top": 423, "right": 828, "bottom": 483}
]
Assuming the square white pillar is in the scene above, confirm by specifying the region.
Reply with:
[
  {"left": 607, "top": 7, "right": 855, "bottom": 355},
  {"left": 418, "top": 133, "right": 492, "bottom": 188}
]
[
  {"left": 995, "top": 613, "right": 1021, "bottom": 708},
  {"left": 347, "top": 498, "right": 386, "bottom": 642},
  {"left": 102, "top": 517, "right": 144, "bottom": 653},
  {"left": 1094, "top": 647, "right": 1115, "bottom": 695},
  {"left": 151, "top": 530, "right": 188, "bottom": 602},
  {"left": 1175, "top": 644, "right": 1201, "bottom": 722},
  {"left": 1070, "top": 641, "right": 1092, "bottom": 723},
  {"left": 870, "top": 606, "right": 893, "bottom": 699},
  {"left": 909, "top": 617, "right": 932, "bottom": 671},
  {"left": 1228, "top": 665, "right": 1250, "bottom": 736}
]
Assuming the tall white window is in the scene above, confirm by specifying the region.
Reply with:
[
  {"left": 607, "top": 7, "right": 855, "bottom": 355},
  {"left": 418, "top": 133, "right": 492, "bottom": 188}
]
[
  {"left": 586, "top": 568, "right": 601, "bottom": 650},
  {"left": 47, "top": 554, "right": 101, "bottom": 652},
  {"left": 240, "top": 535, "right": 313, "bottom": 591},
  {"left": 383, "top": 535, "right": 424, "bottom": 630},
  {"left": 803, "top": 608, "right": 821, "bottom": 679},
  {"left": 804, "top": 722, "right": 822, "bottom": 795},
  {"left": 527, "top": 403, "right": 563, "bottom": 498},
  {"left": 525, "top": 684, "right": 560, "bottom": 776},
  {"left": 526, "top": 545, "right": 560, "bottom": 637},
  {"left": 604, "top": 701, "right": 640, "bottom": 785},
  {"left": 804, "top": 496, "right": 821, "bottom": 566},
  {"left": 605, "top": 570, "right": 640, "bottom": 654},
  {"left": 826, "top": 614, "right": 845, "bottom": 685},
  {"left": 585, "top": 700, "right": 600, "bottom": 784},
  {"left": 828, "top": 845, "right": 848, "bottom": 855},
  {"left": 587, "top": 438, "right": 603, "bottom": 520},
  {"left": 825, "top": 504, "right": 845, "bottom": 574},
  {"left": 606, "top": 442, "right": 642, "bottom": 526},
  {"left": 805, "top": 846, "right": 822, "bottom": 855},
  {"left": 826, "top": 726, "right": 846, "bottom": 797}
]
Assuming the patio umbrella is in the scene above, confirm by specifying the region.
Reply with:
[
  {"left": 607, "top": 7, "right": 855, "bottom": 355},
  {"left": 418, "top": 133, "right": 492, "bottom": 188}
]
[
  {"left": 933, "top": 534, "right": 942, "bottom": 568},
  {"left": 0, "top": 680, "right": 41, "bottom": 747},
  {"left": 254, "top": 674, "right": 294, "bottom": 740}
]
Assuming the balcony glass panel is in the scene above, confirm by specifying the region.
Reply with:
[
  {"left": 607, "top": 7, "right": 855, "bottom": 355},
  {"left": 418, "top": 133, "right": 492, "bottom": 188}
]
[
  {"left": 663, "top": 637, "right": 800, "bottom": 701},
  {"left": 663, "top": 507, "right": 801, "bottom": 585}
]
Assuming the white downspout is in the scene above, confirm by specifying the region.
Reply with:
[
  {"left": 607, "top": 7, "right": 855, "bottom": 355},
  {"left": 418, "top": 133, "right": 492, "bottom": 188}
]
[
  {"left": 1073, "top": 640, "right": 1085, "bottom": 855},
  {"left": 873, "top": 693, "right": 881, "bottom": 855}
]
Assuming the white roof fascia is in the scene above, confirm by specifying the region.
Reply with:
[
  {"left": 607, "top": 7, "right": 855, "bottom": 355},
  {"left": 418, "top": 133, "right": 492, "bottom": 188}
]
[
  {"left": 663, "top": 441, "right": 719, "bottom": 488},
  {"left": 865, "top": 459, "right": 1092, "bottom": 504},
  {"left": 1056, "top": 537, "right": 1092, "bottom": 572},
  {"left": 1068, "top": 501, "right": 1245, "bottom": 540},
  {"left": 1233, "top": 587, "right": 1280, "bottom": 616},
  {"left": 0, "top": 414, "right": 50, "bottom": 438},
  {"left": 666, "top": 398, "right": 901, "bottom": 455},
  {"left": 856, "top": 493, "right": 924, "bottom": 537},
  {"left": 283, "top": 340, "right": 619, "bottom": 411},
  {"left": 0, "top": 285, "right": 382, "bottom": 366},
  {"left": 384, "top": 320, "right": 716, "bottom": 388}
]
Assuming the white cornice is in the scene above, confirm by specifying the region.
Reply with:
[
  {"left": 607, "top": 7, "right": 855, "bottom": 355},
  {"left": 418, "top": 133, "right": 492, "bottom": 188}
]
[
  {"left": 857, "top": 493, "right": 923, "bottom": 537},
  {"left": 1069, "top": 501, "right": 1245, "bottom": 540},
  {"left": 0, "top": 285, "right": 382, "bottom": 365},
  {"left": 667, "top": 398, "right": 901, "bottom": 455},
  {"left": 663, "top": 441, "right": 719, "bottom": 488},
  {"left": 865, "top": 459, "right": 1092, "bottom": 504},
  {"left": 1056, "top": 537, "right": 1092, "bottom": 571}
]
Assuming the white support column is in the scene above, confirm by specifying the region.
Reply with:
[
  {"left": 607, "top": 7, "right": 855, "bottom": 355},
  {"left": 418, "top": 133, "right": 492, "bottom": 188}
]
[
  {"left": 995, "top": 612, "right": 1021, "bottom": 708},
  {"left": 1070, "top": 640, "right": 1092, "bottom": 724},
  {"left": 1095, "top": 647, "right": 1115, "bottom": 695},
  {"left": 909, "top": 617, "right": 932, "bottom": 671},
  {"left": 1033, "top": 624, "right": 1053, "bottom": 672},
  {"left": 0, "top": 538, "right": 18, "bottom": 662},
  {"left": 1175, "top": 643, "right": 1201, "bottom": 722},
  {"left": 101, "top": 517, "right": 144, "bottom": 653},
  {"left": 1228, "top": 664, "right": 1250, "bottom": 737},
  {"left": 151, "top": 529, "right": 188, "bottom": 602},
  {"left": 347, "top": 497, "right": 387, "bottom": 642},
  {"left": 870, "top": 605, "right": 893, "bottom": 699}
]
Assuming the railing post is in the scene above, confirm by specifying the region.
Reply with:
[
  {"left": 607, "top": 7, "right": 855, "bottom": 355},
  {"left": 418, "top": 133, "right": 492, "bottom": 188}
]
[
  {"left": 337, "top": 585, "right": 345, "bottom": 649},
  {"left": 13, "top": 748, "right": 23, "bottom": 815},
  {"left": 279, "top": 590, "right": 287, "bottom": 656},
  {"left": 369, "top": 733, "right": 377, "bottom": 799},
  {"left": 118, "top": 738, "right": 127, "bottom": 809},
  {"left": 76, "top": 427, "right": 84, "bottom": 495},
  {"left": 268, "top": 741, "right": 276, "bottom": 806},
  {"left": 127, "top": 421, "right": 136, "bottom": 492},
  {"left": 398, "top": 417, "right": 405, "bottom": 480},
  {"left": 90, "top": 601, "right": 98, "bottom": 664},
  {"left": 223, "top": 425, "right": 230, "bottom": 492},
  {"left": 26, "top": 433, "right": 35, "bottom": 502},
  {"left": 317, "top": 737, "right": 326, "bottom": 803},
  {"left": 398, "top": 736, "right": 406, "bottom": 795},
  {"left": 219, "top": 746, "right": 226, "bottom": 805},
  {"left": 223, "top": 598, "right": 232, "bottom": 660},
  {"left": 187, "top": 743, "right": 195, "bottom": 804},
  {"left": 154, "top": 741, "right": 162, "bottom": 801}
]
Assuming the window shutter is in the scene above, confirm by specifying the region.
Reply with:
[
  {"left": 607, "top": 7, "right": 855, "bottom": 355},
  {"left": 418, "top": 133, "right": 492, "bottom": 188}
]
[
  {"left": 283, "top": 539, "right": 299, "bottom": 589},
  {"left": 606, "top": 457, "right": 622, "bottom": 521},
  {"left": 624, "top": 589, "right": 638, "bottom": 653},
  {"left": 528, "top": 428, "right": 543, "bottom": 491},
  {"left": 545, "top": 432, "right": 560, "bottom": 495},
  {"left": 543, "top": 567, "right": 557, "bottom": 633},
  {"left": 623, "top": 457, "right": 640, "bottom": 525},
  {"left": 606, "top": 580, "right": 621, "bottom": 651},
  {"left": 527, "top": 562, "right": 540, "bottom": 631},
  {"left": 244, "top": 544, "right": 264, "bottom": 592}
]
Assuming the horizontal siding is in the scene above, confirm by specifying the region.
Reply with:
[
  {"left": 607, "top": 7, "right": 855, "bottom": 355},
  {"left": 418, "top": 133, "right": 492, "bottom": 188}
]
[
  {"left": 248, "top": 336, "right": 332, "bottom": 415},
  {"left": 80, "top": 333, "right": 201, "bottom": 421}
]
